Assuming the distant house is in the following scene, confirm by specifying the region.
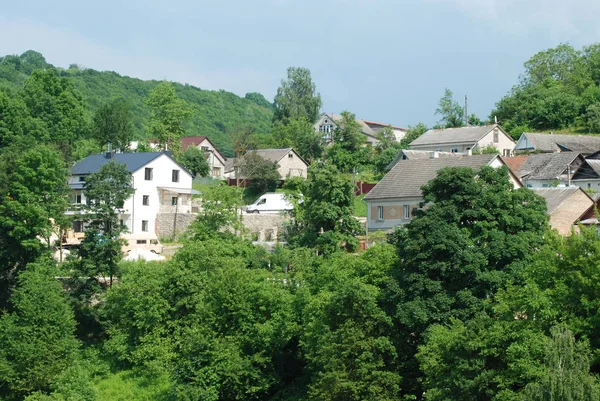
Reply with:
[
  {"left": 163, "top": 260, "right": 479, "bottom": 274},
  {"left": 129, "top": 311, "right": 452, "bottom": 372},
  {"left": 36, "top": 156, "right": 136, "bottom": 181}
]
[
  {"left": 314, "top": 112, "right": 406, "bottom": 146},
  {"left": 180, "top": 136, "right": 227, "bottom": 179},
  {"left": 386, "top": 149, "right": 463, "bottom": 171},
  {"left": 532, "top": 187, "right": 594, "bottom": 235},
  {"left": 409, "top": 124, "right": 515, "bottom": 156},
  {"left": 514, "top": 132, "right": 600, "bottom": 154},
  {"left": 507, "top": 153, "right": 600, "bottom": 190},
  {"left": 67, "top": 151, "right": 198, "bottom": 238},
  {"left": 232, "top": 148, "right": 308, "bottom": 182},
  {"left": 364, "top": 154, "right": 521, "bottom": 232}
]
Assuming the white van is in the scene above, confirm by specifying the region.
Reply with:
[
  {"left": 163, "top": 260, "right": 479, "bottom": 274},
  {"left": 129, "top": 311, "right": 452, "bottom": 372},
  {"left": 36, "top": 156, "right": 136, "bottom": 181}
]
[
  {"left": 122, "top": 233, "right": 163, "bottom": 254},
  {"left": 246, "top": 193, "right": 293, "bottom": 214}
]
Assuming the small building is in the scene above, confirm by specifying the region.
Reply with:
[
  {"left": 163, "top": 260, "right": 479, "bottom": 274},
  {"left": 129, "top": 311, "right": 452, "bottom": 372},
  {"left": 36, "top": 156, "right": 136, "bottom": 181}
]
[
  {"left": 409, "top": 124, "right": 515, "bottom": 156},
  {"left": 181, "top": 136, "right": 228, "bottom": 179},
  {"left": 532, "top": 187, "right": 594, "bottom": 235},
  {"left": 233, "top": 148, "right": 308, "bottom": 182},
  {"left": 67, "top": 151, "right": 198, "bottom": 239},
  {"left": 514, "top": 132, "right": 600, "bottom": 154},
  {"left": 364, "top": 154, "right": 521, "bottom": 232},
  {"left": 314, "top": 112, "right": 406, "bottom": 146}
]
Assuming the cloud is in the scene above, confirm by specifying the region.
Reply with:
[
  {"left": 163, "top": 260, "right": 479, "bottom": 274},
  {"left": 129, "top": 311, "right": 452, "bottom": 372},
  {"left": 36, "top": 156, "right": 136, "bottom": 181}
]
[
  {"left": 0, "top": 16, "right": 275, "bottom": 97},
  {"left": 425, "top": 0, "right": 600, "bottom": 41}
]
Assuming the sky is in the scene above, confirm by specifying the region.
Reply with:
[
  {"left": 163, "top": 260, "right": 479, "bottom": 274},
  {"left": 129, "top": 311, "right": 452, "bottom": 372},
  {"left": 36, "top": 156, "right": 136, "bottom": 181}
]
[{"left": 1, "top": 0, "right": 600, "bottom": 128}]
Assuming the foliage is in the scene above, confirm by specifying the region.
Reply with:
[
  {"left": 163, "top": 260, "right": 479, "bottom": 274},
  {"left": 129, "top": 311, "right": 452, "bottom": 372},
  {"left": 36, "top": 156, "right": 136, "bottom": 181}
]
[
  {"left": 0, "top": 51, "right": 273, "bottom": 156},
  {"left": 326, "top": 111, "right": 365, "bottom": 173},
  {"left": 177, "top": 146, "right": 210, "bottom": 177},
  {"left": 0, "top": 143, "right": 68, "bottom": 298},
  {"left": 273, "top": 67, "right": 322, "bottom": 125},
  {"left": 92, "top": 98, "right": 135, "bottom": 152},
  {"left": 187, "top": 183, "right": 243, "bottom": 240},
  {"left": 0, "top": 259, "right": 80, "bottom": 399},
  {"left": 473, "top": 144, "right": 500, "bottom": 154},
  {"left": 400, "top": 122, "right": 428, "bottom": 148},
  {"left": 239, "top": 151, "right": 281, "bottom": 195},
  {"left": 146, "top": 81, "right": 191, "bottom": 152},
  {"left": 288, "top": 163, "right": 363, "bottom": 254},
  {"left": 272, "top": 117, "right": 323, "bottom": 164},
  {"left": 435, "top": 88, "right": 464, "bottom": 128}
]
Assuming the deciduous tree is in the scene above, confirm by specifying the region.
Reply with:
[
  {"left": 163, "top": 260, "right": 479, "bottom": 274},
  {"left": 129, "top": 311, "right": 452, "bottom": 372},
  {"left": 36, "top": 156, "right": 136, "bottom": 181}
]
[
  {"left": 273, "top": 67, "right": 322, "bottom": 124},
  {"left": 92, "top": 98, "right": 135, "bottom": 152},
  {"left": 146, "top": 82, "right": 191, "bottom": 152}
]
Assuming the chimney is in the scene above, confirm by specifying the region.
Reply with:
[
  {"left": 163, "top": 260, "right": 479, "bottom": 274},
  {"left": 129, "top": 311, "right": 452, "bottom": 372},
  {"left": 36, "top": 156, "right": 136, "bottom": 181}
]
[
  {"left": 431, "top": 151, "right": 439, "bottom": 159},
  {"left": 467, "top": 148, "right": 472, "bottom": 156},
  {"left": 105, "top": 143, "right": 113, "bottom": 159}
]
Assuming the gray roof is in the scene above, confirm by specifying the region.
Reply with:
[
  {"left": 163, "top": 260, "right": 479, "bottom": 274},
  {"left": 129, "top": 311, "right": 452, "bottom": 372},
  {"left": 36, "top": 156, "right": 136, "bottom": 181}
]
[
  {"left": 224, "top": 158, "right": 236, "bottom": 173},
  {"left": 585, "top": 159, "right": 600, "bottom": 176},
  {"left": 246, "top": 148, "right": 293, "bottom": 163},
  {"left": 519, "top": 133, "right": 600, "bottom": 153},
  {"left": 385, "top": 149, "right": 464, "bottom": 171},
  {"left": 515, "top": 153, "right": 580, "bottom": 180},
  {"left": 365, "top": 154, "right": 499, "bottom": 200},
  {"left": 532, "top": 187, "right": 584, "bottom": 214},
  {"left": 317, "top": 113, "right": 378, "bottom": 139},
  {"left": 70, "top": 152, "right": 166, "bottom": 175},
  {"left": 409, "top": 124, "right": 501, "bottom": 147}
]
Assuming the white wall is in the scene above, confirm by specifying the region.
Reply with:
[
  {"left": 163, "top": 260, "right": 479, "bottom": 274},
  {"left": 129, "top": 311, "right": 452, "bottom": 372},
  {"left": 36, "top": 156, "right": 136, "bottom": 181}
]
[
  {"left": 477, "top": 128, "right": 515, "bottom": 156},
  {"left": 193, "top": 138, "right": 227, "bottom": 179},
  {"left": 277, "top": 150, "right": 308, "bottom": 178}
]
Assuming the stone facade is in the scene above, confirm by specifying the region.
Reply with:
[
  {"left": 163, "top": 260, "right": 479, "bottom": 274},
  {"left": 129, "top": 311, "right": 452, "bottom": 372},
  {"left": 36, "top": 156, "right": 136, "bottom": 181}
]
[
  {"left": 156, "top": 212, "right": 197, "bottom": 238},
  {"left": 241, "top": 214, "right": 291, "bottom": 240}
]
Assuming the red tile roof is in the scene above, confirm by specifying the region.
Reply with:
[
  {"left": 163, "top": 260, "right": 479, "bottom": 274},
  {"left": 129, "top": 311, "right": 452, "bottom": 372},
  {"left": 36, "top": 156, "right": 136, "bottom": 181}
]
[{"left": 181, "top": 136, "right": 208, "bottom": 150}]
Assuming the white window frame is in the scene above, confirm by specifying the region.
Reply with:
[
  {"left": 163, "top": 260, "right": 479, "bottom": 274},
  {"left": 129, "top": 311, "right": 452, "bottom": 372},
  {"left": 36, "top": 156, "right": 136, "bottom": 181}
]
[
  {"left": 377, "top": 206, "right": 384, "bottom": 220},
  {"left": 141, "top": 220, "right": 149, "bottom": 232},
  {"left": 403, "top": 205, "right": 410, "bottom": 219}
]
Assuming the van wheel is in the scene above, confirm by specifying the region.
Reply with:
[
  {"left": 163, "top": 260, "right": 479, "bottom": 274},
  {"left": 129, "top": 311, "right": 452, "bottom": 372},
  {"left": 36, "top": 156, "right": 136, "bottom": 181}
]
[{"left": 253, "top": 210, "right": 260, "bottom": 214}]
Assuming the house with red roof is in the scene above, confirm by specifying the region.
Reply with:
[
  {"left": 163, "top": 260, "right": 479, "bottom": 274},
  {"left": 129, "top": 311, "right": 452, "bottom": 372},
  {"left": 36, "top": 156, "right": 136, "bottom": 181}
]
[{"left": 180, "top": 136, "right": 228, "bottom": 179}]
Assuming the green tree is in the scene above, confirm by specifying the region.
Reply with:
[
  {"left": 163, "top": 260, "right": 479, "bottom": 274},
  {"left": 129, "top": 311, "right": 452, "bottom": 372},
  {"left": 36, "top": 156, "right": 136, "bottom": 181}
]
[
  {"left": 272, "top": 117, "right": 323, "bottom": 164},
  {"left": 238, "top": 151, "right": 281, "bottom": 195},
  {"left": 21, "top": 69, "right": 87, "bottom": 158},
  {"left": 92, "top": 98, "right": 135, "bottom": 152},
  {"left": 177, "top": 146, "right": 210, "bottom": 177},
  {"left": 187, "top": 184, "right": 243, "bottom": 241},
  {"left": 0, "top": 144, "right": 68, "bottom": 299},
  {"left": 389, "top": 166, "right": 548, "bottom": 398},
  {"left": 289, "top": 163, "right": 363, "bottom": 254},
  {"left": 0, "top": 259, "right": 80, "bottom": 399},
  {"left": 584, "top": 102, "right": 600, "bottom": 132},
  {"left": 399, "top": 122, "right": 428, "bottom": 148},
  {"left": 273, "top": 67, "right": 322, "bottom": 124},
  {"left": 77, "top": 160, "right": 133, "bottom": 287},
  {"left": 326, "top": 111, "right": 364, "bottom": 173},
  {"left": 526, "top": 326, "right": 600, "bottom": 401},
  {"left": 146, "top": 81, "right": 191, "bottom": 152},
  {"left": 435, "top": 88, "right": 464, "bottom": 128}
]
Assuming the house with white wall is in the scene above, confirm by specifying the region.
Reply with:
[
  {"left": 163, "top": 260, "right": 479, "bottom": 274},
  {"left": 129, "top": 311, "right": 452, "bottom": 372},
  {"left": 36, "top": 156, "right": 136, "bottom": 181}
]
[
  {"left": 364, "top": 154, "right": 521, "bottom": 232},
  {"left": 314, "top": 112, "right": 406, "bottom": 146},
  {"left": 67, "top": 151, "right": 197, "bottom": 239},
  {"left": 233, "top": 148, "right": 308, "bottom": 182},
  {"left": 409, "top": 124, "right": 515, "bottom": 156},
  {"left": 181, "top": 136, "right": 228, "bottom": 179},
  {"left": 514, "top": 132, "right": 600, "bottom": 154}
]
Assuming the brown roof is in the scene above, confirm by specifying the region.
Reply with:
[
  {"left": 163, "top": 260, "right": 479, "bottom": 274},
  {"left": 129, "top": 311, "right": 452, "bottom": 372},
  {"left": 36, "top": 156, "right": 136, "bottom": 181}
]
[
  {"left": 181, "top": 136, "right": 208, "bottom": 150},
  {"left": 364, "top": 154, "right": 500, "bottom": 201},
  {"left": 502, "top": 155, "right": 530, "bottom": 174}
]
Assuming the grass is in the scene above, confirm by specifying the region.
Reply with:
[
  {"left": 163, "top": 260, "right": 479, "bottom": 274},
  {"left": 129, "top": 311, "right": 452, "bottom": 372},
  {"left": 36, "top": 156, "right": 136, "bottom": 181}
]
[{"left": 354, "top": 194, "right": 367, "bottom": 217}]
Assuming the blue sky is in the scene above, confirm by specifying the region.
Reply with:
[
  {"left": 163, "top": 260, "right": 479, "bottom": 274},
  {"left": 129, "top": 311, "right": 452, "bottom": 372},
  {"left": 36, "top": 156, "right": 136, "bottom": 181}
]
[{"left": 1, "top": 0, "right": 599, "bottom": 127}]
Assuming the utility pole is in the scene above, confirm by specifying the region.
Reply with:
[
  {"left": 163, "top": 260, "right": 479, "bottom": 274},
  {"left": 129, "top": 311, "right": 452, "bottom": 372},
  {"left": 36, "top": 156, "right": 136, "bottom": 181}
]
[{"left": 464, "top": 95, "right": 468, "bottom": 127}]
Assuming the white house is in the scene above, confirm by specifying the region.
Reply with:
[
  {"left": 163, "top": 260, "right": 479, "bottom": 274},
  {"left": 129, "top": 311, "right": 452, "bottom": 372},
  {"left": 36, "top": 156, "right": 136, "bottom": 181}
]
[
  {"left": 364, "top": 154, "right": 521, "bottom": 232},
  {"left": 409, "top": 124, "right": 515, "bottom": 156},
  {"left": 181, "top": 136, "right": 228, "bottom": 179},
  {"left": 231, "top": 148, "right": 309, "bottom": 181},
  {"left": 67, "top": 151, "right": 197, "bottom": 238},
  {"left": 314, "top": 112, "right": 406, "bottom": 146},
  {"left": 514, "top": 132, "right": 600, "bottom": 154}
]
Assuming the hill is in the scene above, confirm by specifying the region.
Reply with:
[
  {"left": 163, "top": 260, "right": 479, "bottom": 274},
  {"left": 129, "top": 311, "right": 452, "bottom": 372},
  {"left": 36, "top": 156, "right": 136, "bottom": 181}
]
[{"left": 0, "top": 50, "right": 273, "bottom": 156}]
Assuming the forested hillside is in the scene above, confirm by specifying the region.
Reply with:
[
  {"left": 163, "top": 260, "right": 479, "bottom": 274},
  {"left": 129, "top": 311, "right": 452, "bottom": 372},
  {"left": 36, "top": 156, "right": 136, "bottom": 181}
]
[
  {"left": 0, "top": 50, "right": 273, "bottom": 155},
  {"left": 493, "top": 43, "right": 600, "bottom": 138}
]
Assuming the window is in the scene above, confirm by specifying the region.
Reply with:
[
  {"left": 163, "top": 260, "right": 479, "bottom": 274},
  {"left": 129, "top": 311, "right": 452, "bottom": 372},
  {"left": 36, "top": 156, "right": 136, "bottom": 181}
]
[
  {"left": 542, "top": 184, "right": 549, "bottom": 188},
  {"left": 288, "top": 153, "right": 293, "bottom": 158},
  {"left": 526, "top": 184, "right": 532, "bottom": 188},
  {"left": 171, "top": 196, "right": 178, "bottom": 206},
  {"left": 212, "top": 167, "right": 221, "bottom": 177},
  {"left": 120, "top": 219, "right": 124, "bottom": 227},
  {"left": 78, "top": 176, "right": 85, "bottom": 182},
  {"left": 257, "top": 198, "right": 266, "bottom": 205},
  {"left": 493, "top": 128, "right": 499, "bottom": 143},
  {"left": 74, "top": 192, "right": 82, "bottom": 204},
  {"left": 377, "top": 206, "right": 384, "bottom": 220},
  {"left": 403, "top": 205, "right": 410, "bottom": 219},
  {"left": 201, "top": 146, "right": 209, "bottom": 151},
  {"left": 172, "top": 169, "right": 180, "bottom": 182},
  {"left": 144, "top": 168, "right": 153, "bottom": 181},
  {"left": 72, "top": 220, "right": 84, "bottom": 232},
  {"left": 142, "top": 195, "right": 149, "bottom": 206},
  {"left": 451, "top": 148, "right": 458, "bottom": 153},
  {"left": 136, "top": 240, "right": 147, "bottom": 244},
  {"left": 141, "top": 220, "right": 149, "bottom": 232},
  {"left": 588, "top": 183, "right": 592, "bottom": 188}
]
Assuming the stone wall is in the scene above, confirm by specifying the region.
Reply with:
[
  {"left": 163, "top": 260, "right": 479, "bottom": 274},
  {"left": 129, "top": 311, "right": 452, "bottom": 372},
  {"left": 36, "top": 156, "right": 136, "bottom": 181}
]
[
  {"left": 156, "top": 212, "right": 197, "bottom": 238},
  {"left": 241, "top": 213, "right": 291, "bottom": 240}
]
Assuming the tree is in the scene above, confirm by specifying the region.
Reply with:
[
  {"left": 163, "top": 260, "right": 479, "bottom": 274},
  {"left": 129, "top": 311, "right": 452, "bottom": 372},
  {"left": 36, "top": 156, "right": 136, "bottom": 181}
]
[
  {"left": 0, "top": 258, "right": 80, "bottom": 398},
  {"left": 389, "top": 166, "right": 548, "bottom": 398},
  {"left": 399, "top": 122, "right": 428, "bottom": 148},
  {"left": 273, "top": 67, "right": 322, "bottom": 124},
  {"left": 326, "top": 111, "right": 365, "bottom": 173},
  {"left": 187, "top": 184, "right": 244, "bottom": 241},
  {"left": 21, "top": 69, "right": 86, "bottom": 158},
  {"left": 92, "top": 98, "right": 135, "bottom": 152},
  {"left": 526, "top": 326, "right": 600, "bottom": 401},
  {"left": 289, "top": 163, "right": 363, "bottom": 254},
  {"left": 177, "top": 146, "right": 210, "bottom": 177},
  {"left": 272, "top": 117, "right": 324, "bottom": 164},
  {"left": 0, "top": 144, "right": 68, "bottom": 301},
  {"left": 77, "top": 160, "right": 133, "bottom": 287},
  {"left": 584, "top": 102, "right": 600, "bottom": 132},
  {"left": 238, "top": 151, "right": 281, "bottom": 195},
  {"left": 146, "top": 81, "right": 191, "bottom": 152},
  {"left": 435, "top": 88, "right": 464, "bottom": 128}
]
